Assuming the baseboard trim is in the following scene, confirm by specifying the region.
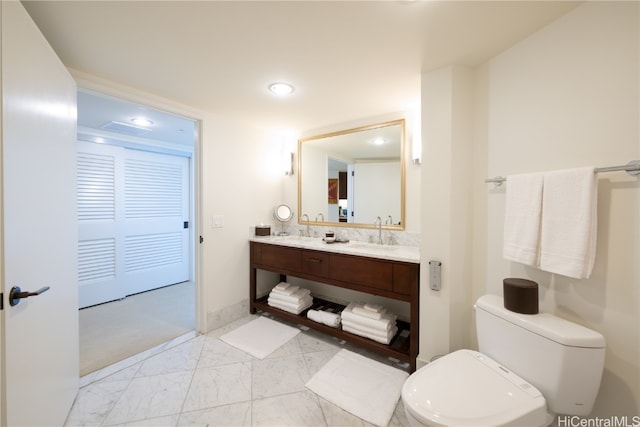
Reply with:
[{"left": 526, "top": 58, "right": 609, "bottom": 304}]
[{"left": 206, "top": 299, "right": 249, "bottom": 332}]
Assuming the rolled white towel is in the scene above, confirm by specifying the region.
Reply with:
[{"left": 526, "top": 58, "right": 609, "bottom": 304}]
[
  {"left": 307, "top": 309, "right": 340, "bottom": 328},
  {"left": 320, "top": 310, "right": 341, "bottom": 328},
  {"left": 307, "top": 309, "right": 323, "bottom": 324}
]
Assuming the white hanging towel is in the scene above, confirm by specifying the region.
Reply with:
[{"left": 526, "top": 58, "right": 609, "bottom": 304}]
[
  {"left": 539, "top": 167, "right": 598, "bottom": 279},
  {"left": 503, "top": 172, "right": 544, "bottom": 266}
]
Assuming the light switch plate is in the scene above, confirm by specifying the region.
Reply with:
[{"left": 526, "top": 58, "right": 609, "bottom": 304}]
[{"left": 212, "top": 215, "right": 224, "bottom": 228}]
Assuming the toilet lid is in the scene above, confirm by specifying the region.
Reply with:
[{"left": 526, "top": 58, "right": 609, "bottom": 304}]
[{"left": 402, "top": 350, "right": 547, "bottom": 427}]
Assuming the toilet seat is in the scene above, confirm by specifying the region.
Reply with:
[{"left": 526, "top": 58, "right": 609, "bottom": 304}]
[{"left": 402, "top": 349, "right": 549, "bottom": 427}]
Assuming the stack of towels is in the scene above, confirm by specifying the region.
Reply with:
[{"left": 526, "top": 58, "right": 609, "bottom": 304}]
[
  {"left": 267, "top": 282, "right": 313, "bottom": 314},
  {"left": 341, "top": 302, "right": 398, "bottom": 344}
]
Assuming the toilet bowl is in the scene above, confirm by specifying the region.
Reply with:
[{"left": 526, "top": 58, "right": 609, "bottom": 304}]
[
  {"left": 401, "top": 295, "right": 605, "bottom": 427},
  {"left": 401, "top": 349, "right": 550, "bottom": 427}
]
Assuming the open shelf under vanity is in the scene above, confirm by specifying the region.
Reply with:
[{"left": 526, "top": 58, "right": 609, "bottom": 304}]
[{"left": 249, "top": 239, "right": 420, "bottom": 372}]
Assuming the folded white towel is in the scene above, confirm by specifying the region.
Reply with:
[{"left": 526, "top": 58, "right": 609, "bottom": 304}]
[
  {"left": 268, "top": 295, "right": 313, "bottom": 314},
  {"left": 341, "top": 303, "right": 396, "bottom": 332},
  {"left": 341, "top": 319, "right": 391, "bottom": 338},
  {"left": 273, "top": 282, "right": 292, "bottom": 291},
  {"left": 269, "top": 293, "right": 312, "bottom": 307},
  {"left": 363, "top": 303, "right": 384, "bottom": 313},
  {"left": 342, "top": 322, "right": 398, "bottom": 345},
  {"left": 270, "top": 288, "right": 311, "bottom": 302},
  {"left": 270, "top": 284, "right": 301, "bottom": 297},
  {"left": 307, "top": 309, "right": 341, "bottom": 328},
  {"left": 352, "top": 306, "right": 386, "bottom": 320},
  {"left": 503, "top": 172, "right": 544, "bottom": 266},
  {"left": 539, "top": 167, "right": 598, "bottom": 279}
]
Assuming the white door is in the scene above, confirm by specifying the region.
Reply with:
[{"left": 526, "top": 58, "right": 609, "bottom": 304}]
[
  {"left": 352, "top": 161, "right": 401, "bottom": 224},
  {"left": 1, "top": 2, "right": 79, "bottom": 426},
  {"left": 78, "top": 141, "right": 190, "bottom": 308}
]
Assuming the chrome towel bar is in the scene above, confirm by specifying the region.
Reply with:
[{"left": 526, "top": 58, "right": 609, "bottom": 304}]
[{"left": 485, "top": 160, "right": 640, "bottom": 186}]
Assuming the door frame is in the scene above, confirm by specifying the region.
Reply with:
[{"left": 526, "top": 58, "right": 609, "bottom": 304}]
[{"left": 73, "top": 71, "right": 206, "bottom": 334}]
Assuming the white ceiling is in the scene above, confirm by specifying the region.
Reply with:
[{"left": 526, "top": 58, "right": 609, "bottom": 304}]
[
  {"left": 23, "top": 1, "right": 580, "bottom": 135},
  {"left": 77, "top": 90, "right": 197, "bottom": 145}
]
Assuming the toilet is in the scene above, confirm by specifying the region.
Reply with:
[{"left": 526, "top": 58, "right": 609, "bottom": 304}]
[{"left": 401, "top": 295, "right": 606, "bottom": 427}]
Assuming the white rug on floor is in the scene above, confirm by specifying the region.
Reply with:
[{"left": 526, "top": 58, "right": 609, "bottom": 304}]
[
  {"left": 305, "top": 349, "right": 409, "bottom": 427},
  {"left": 220, "top": 317, "right": 300, "bottom": 359}
]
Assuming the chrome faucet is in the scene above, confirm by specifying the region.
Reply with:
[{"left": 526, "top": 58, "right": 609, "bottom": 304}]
[
  {"left": 385, "top": 215, "right": 393, "bottom": 225},
  {"left": 301, "top": 213, "right": 311, "bottom": 237},
  {"left": 374, "top": 216, "right": 383, "bottom": 244},
  {"left": 315, "top": 213, "right": 325, "bottom": 222}
]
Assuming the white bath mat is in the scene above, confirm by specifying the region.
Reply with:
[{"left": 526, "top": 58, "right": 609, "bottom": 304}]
[
  {"left": 220, "top": 317, "right": 300, "bottom": 359},
  {"left": 305, "top": 349, "right": 409, "bottom": 427}
]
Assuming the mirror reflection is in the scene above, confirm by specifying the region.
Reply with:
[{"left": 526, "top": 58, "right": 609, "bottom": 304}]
[{"left": 298, "top": 119, "right": 405, "bottom": 229}]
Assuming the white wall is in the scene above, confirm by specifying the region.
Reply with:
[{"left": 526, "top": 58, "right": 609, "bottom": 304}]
[
  {"left": 420, "top": 65, "right": 475, "bottom": 363},
  {"left": 422, "top": 1, "right": 639, "bottom": 418},
  {"left": 481, "top": 2, "right": 639, "bottom": 417},
  {"left": 201, "top": 117, "right": 283, "bottom": 326}
]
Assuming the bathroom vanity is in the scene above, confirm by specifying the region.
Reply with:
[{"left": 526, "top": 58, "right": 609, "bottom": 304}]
[{"left": 249, "top": 236, "right": 420, "bottom": 372}]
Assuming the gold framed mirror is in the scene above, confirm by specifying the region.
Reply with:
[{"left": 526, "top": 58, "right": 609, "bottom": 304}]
[{"left": 298, "top": 119, "right": 405, "bottom": 230}]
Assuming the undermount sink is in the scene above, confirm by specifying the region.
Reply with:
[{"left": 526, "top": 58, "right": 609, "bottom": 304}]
[
  {"left": 347, "top": 242, "right": 399, "bottom": 251},
  {"left": 272, "top": 235, "right": 324, "bottom": 245}
]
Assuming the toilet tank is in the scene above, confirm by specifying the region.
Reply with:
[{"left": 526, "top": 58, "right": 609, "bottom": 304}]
[{"left": 475, "top": 295, "right": 605, "bottom": 416}]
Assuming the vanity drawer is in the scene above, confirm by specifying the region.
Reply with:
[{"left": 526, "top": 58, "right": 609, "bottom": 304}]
[
  {"left": 302, "top": 250, "right": 330, "bottom": 277},
  {"left": 392, "top": 263, "right": 419, "bottom": 296},
  {"left": 255, "top": 243, "right": 302, "bottom": 272},
  {"left": 329, "top": 254, "right": 393, "bottom": 292}
]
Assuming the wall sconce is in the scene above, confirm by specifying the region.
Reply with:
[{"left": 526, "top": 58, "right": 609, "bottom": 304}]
[
  {"left": 412, "top": 143, "right": 422, "bottom": 165},
  {"left": 410, "top": 107, "right": 422, "bottom": 165},
  {"left": 284, "top": 151, "right": 294, "bottom": 175},
  {"left": 279, "top": 129, "right": 297, "bottom": 176}
]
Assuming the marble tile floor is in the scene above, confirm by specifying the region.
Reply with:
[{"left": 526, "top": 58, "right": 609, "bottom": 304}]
[{"left": 67, "top": 313, "right": 411, "bottom": 427}]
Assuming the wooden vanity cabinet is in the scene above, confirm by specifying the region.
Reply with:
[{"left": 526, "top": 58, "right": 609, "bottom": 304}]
[{"left": 249, "top": 241, "right": 420, "bottom": 372}]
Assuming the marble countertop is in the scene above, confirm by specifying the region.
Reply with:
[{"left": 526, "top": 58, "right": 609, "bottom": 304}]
[{"left": 249, "top": 235, "right": 420, "bottom": 264}]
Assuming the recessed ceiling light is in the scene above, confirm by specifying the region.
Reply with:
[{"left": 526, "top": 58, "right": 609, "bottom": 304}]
[
  {"left": 131, "top": 117, "right": 154, "bottom": 127},
  {"left": 370, "top": 137, "right": 386, "bottom": 146},
  {"left": 269, "top": 82, "right": 295, "bottom": 96}
]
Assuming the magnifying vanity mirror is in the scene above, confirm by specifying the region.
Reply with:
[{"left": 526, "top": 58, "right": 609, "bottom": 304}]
[
  {"left": 298, "top": 119, "right": 405, "bottom": 230},
  {"left": 274, "top": 203, "right": 294, "bottom": 235}
]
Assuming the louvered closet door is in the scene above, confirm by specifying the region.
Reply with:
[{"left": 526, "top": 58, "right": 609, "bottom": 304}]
[
  {"left": 77, "top": 141, "right": 190, "bottom": 308},
  {"left": 78, "top": 141, "right": 124, "bottom": 307},
  {"left": 122, "top": 149, "right": 189, "bottom": 297}
]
